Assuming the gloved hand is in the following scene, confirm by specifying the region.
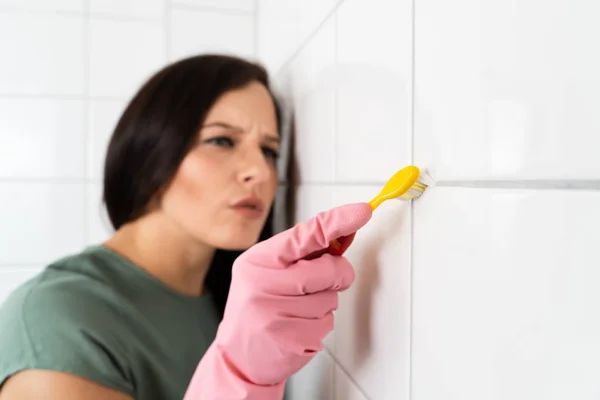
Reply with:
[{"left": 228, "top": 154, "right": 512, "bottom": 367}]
[{"left": 182, "top": 202, "right": 372, "bottom": 400}]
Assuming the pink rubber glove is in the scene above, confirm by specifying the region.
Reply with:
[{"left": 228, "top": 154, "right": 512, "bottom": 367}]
[{"left": 182, "top": 202, "right": 372, "bottom": 400}]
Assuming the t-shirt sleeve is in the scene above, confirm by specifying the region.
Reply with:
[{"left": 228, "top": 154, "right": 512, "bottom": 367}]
[{"left": 0, "top": 279, "right": 135, "bottom": 396}]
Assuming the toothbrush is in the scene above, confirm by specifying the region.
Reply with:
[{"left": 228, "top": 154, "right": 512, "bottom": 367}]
[{"left": 327, "top": 165, "right": 433, "bottom": 256}]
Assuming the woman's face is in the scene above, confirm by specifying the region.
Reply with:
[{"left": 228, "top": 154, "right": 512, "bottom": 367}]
[{"left": 160, "top": 82, "right": 280, "bottom": 250}]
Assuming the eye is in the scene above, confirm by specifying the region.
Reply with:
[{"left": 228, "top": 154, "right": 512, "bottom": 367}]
[
  {"left": 205, "top": 136, "right": 234, "bottom": 147},
  {"left": 262, "top": 147, "right": 280, "bottom": 161}
]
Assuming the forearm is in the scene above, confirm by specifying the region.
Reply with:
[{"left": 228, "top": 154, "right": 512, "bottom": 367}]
[{"left": 183, "top": 344, "right": 286, "bottom": 400}]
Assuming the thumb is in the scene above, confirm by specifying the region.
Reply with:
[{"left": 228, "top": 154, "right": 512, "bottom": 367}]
[{"left": 246, "top": 202, "right": 372, "bottom": 267}]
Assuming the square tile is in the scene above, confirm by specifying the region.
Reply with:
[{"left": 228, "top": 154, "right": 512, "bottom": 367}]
[
  {"left": 0, "top": 13, "right": 84, "bottom": 95},
  {"left": 414, "top": 0, "right": 600, "bottom": 180},
  {"left": 90, "top": 0, "right": 164, "bottom": 18},
  {"left": 412, "top": 187, "right": 600, "bottom": 399},
  {"left": 330, "top": 185, "right": 411, "bottom": 400},
  {"left": 287, "top": 349, "right": 334, "bottom": 400},
  {"left": 90, "top": 19, "right": 166, "bottom": 98},
  {"left": 336, "top": 0, "right": 412, "bottom": 183},
  {"left": 88, "top": 99, "right": 128, "bottom": 180},
  {"left": 171, "top": 0, "right": 255, "bottom": 13},
  {"left": 293, "top": 184, "right": 336, "bottom": 224},
  {"left": 0, "top": 0, "right": 83, "bottom": 12},
  {"left": 288, "top": 18, "right": 336, "bottom": 183},
  {"left": 0, "top": 268, "right": 44, "bottom": 305},
  {"left": 0, "top": 98, "right": 85, "bottom": 178},
  {"left": 256, "top": 0, "right": 301, "bottom": 74},
  {"left": 0, "top": 183, "right": 85, "bottom": 265},
  {"left": 169, "top": 8, "right": 254, "bottom": 61},
  {"left": 86, "top": 183, "right": 114, "bottom": 245}
]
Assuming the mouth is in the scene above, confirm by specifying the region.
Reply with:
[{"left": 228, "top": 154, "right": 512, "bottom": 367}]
[{"left": 230, "top": 196, "right": 266, "bottom": 219}]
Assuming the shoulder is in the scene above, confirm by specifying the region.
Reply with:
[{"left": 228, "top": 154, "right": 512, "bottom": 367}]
[
  {"left": 2, "top": 248, "right": 129, "bottom": 332},
  {"left": 0, "top": 249, "right": 136, "bottom": 396}
]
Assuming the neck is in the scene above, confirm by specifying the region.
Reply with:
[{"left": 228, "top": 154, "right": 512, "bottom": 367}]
[{"left": 103, "top": 212, "right": 215, "bottom": 297}]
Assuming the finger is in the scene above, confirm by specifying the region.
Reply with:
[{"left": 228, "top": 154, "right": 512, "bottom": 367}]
[
  {"left": 246, "top": 202, "right": 372, "bottom": 267},
  {"left": 327, "top": 232, "right": 357, "bottom": 256},
  {"left": 268, "top": 312, "right": 335, "bottom": 355},
  {"left": 256, "top": 290, "right": 338, "bottom": 319},
  {"left": 244, "top": 254, "right": 355, "bottom": 295}
]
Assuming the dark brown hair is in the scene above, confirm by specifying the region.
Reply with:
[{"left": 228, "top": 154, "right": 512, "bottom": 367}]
[{"left": 102, "top": 54, "right": 281, "bottom": 315}]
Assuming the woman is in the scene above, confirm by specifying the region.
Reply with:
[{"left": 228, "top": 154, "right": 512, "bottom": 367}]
[{"left": 0, "top": 54, "right": 371, "bottom": 399}]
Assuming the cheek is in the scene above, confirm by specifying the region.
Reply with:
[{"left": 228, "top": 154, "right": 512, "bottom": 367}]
[{"left": 162, "top": 156, "right": 213, "bottom": 217}]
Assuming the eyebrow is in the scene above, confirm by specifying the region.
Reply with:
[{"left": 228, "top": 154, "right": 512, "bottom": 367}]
[{"left": 202, "top": 122, "right": 280, "bottom": 144}]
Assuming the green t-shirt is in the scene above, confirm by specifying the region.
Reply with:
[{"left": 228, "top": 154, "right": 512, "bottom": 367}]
[{"left": 0, "top": 245, "right": 221, "bottom": 399}]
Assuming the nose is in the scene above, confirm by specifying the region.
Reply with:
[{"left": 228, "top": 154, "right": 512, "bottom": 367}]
[{"left": 237, "top": 146, "right": 273, "bottom": 185}]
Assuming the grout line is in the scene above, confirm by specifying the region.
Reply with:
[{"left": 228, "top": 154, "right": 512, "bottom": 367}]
[
  {"left": 324, "top": 347, "right": 373, "bottom": 400},
  {"left": 83, "top": 0, "right": 91, "bottom": 245},
  {"left": 409, "top": 0, "right": 416, "bottom": 398},
  {"left": 90, "top": 96, "right": 129, "bottom": 102},
  {"left": 0, "top": 6, "right": 164, "bottom": 23},
  {"left": 333, "top": 10, "right": 339, "bottom": 183},
  {"left": 275, "top": 0, "right": 348, "bottom": 80},
  {"left": 0, "top": 6, "right": 83, "bottom": 17},
  {"left": 0, "top": 178, "right": 101, "bottom": 184},
  {"left": 285, "top": 180, "right": 600, "bottom": 190},
  {"left": 170, "top": 4, "right": 254, "bottom": 17},
  {"left": 0, "top": 94, "right": 128, "bottom": 101},
  {"left": 253, "top": 0, "right": 259, "bottom": 58},
  {"left": 409, "top": 197, "right": 416, "bottom": 400},
  {"left": 434, "top": 180, "right": 600, "bottom": 190},
  {"left": 0, "top": 5, "right": 252, "bottom": 19},
  {"left": 86, "top": 13, "right": 163, "bottom": 23},
  {"left": 409, "top": 1, "right": 416, "bottom": 166},
  {"left": 165, "top": 0, "right": 172, "bottom": 61},
  {"left": 0, "top": 94, "right": 85, "bottom": 100}
]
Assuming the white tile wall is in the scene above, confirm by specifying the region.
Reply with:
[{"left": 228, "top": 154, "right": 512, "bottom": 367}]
[
  {"left": 0, "top": 0, "right": 83, "bottom": 13},
  {"left": 335, "top": 364, "right": 369, "bottom": 400},
  {"left": 172, "top": 0, "right": 255, "bottom": 13},
  {"left": 169, "top": 7, "right": 254, "bottom": 61},
  {"left": 412, "top": 188, "right": 600, "bottom": 399},
  {"left": 86, "top": 183, "right": 113, "bottom": 245},
  {"left": 285, "top": 350, "right": 335, "bottom": 399},
  {"left": 89, "top": 19, "right": 166, "bottom": 98},
  {"left": 259, "top": 0, "right": 600, "bottom": 398},
  {"left": 332, "top": 186, "right": 411, "bottom": 400},
  {"left": 87, "top": 99, "right": 127, "bottom": 180},
  {"left": 336, "top": 0, "right": 412, "bottom": 183},
  {"left": 414, "top": 0, "right": 600, "bottom": 181},
  {"left": 0, "top": 12, "right": 85, "bottom": 96},
  {"left": 0, "top": 183, "right": 85, "bottom": 265},
  {"left": 287, "top": 17, "right": 336, "bottom": 183},
  {"left": 0, "top": 98, "right": 85, "bottom": 179},
  {"left": 256, "top": 0, "right": 302, "bottom": 74},
  {"left": 89, "top": 0, "right": 165, "bottom": 19},
  {"left": 0, "top": 1, "right": 258, "bottom": 303}
]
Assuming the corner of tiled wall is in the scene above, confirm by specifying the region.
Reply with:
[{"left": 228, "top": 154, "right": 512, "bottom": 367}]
[
  {"left": 259, "top": 0, "right": 414, "bottom": 399},
  {"left": 259, "top": 0, "right": 600, "bottom": 399}
]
